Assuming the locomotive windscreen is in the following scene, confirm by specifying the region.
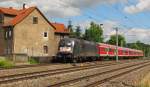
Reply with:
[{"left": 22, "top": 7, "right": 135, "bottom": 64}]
[{"left": 59, "top": 39, "right": 72, "bottom": 47}]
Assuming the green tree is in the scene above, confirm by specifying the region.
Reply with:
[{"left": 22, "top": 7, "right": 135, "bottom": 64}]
[
  {"left": 128, "top": 43, "right": 140, "bottom": 49},
  {"left": 68, "top": 20, "right": 76, "bottom": 38},
  {"left": 107, "top": 34, "right": 126, "bottom": 47},
  {"left": 127, "top": 41, "right": 150, "bottom": 57},
  {"left": 75, "top": 26, "right": 81, "bottom": 38},
  {"left": 128, "top": 40, "right": 143, "bottom": 50},
  {"left": 84, "top": 22, "right": 103, "bottom": 42}
]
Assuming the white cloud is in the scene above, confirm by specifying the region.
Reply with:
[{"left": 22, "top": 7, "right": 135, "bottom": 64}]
[
  {"left": 108, "top": 27, "right": 150, "bottom": 44},
  {"left": 125, "top": 28, "right": 150, "bottom": 44},
  {"left": 79, "top": 20, "right": 150, "bottom": 44},
  {"left": 124, "top": 0, "right": 150, "bottom": 14},
  {"left": 0, "top": 0, "right": 125, "bottom": 18}
]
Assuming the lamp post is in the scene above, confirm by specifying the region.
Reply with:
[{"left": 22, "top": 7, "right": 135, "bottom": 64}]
[{"left": 115, "top": 27, "right": 119, "bottom": 62}]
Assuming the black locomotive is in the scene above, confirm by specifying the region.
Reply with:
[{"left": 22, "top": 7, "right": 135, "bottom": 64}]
[{"left": 56, "top": 38, "right": 98, "bottom": 62}]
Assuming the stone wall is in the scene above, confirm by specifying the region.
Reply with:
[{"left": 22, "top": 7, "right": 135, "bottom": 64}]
[{"left": 0, "top": 29, "right": 6, "bottom": 55}]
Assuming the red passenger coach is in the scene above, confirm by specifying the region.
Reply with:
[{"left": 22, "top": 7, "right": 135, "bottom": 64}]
[{"left": 97, "top": 43, "right": 143, "bottom": 59}]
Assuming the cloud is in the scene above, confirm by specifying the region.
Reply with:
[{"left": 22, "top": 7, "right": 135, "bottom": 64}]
[
  {"left": 0, "top": 0, "right": 125, "bottom": 18},
  {"left": 124, "top": 0, "right": 150, "bottom": 14},
  {"left": 79, "top": 20, "right": 150, "bottom": 44},
  {"left": 125, "top": 28, "right": 150, "bottom": 44}
]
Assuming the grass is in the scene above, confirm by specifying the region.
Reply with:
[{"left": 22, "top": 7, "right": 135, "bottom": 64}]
[
  {"left": 0, "top": 59, "right": 14, "bottom": 68},
  {"left": 139, "top": 73, "right": 150, "bottom": 87},
  {"left": 28, "top": 58, "right": 39, "bottom": 64}
]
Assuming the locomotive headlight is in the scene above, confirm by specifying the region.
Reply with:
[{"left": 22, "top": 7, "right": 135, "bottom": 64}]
[
  {"left": 67, "top": 43, "right": 72, "bottom": 46},
  {"left": 59, "top": 47, "right": 72, "bottom": 53},
  {"left": 66, "top": 47, "right": 71, "bottom": 51}
]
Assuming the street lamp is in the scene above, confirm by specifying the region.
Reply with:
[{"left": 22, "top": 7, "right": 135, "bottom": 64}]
[{"left": 115, "top": 27, "right": 119, "bottom": 62}]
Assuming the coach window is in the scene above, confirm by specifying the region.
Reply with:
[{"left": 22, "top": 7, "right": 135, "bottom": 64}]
[
  {"left": 123, "top": 50, "right": 125, "bottom": 54},
  {"left": 105, "top": 48, "right": 109, "bottom": 52},
  {"left": 110, "top": 49, "right": 112, "bottom": 52},
  {"left": 43, "top": 46, "right": 48, "bottom": 54},
  {"left": 33, "top": 17, "right": 38, "bottom": 24}
]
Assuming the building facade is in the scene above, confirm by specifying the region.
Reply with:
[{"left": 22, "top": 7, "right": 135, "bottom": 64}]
[
  {"left": 0, "top": 6, "right": 56, "bottom": 59},
  {"left": 52, "top": 23, "right": 70, "bottom": 53}
]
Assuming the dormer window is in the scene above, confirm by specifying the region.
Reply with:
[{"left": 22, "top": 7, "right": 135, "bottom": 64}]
[
  {"left": 0, "top": 14, "right": 4, "bottom": 24},
  {"left": 33, "top": 17, "right": 38, "bottom": 24}
]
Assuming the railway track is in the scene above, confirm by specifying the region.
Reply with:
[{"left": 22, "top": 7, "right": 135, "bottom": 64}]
[
  {"left": 0, "top": 61, "right": 117, "bottom": 71},
  {"left": 0, "top": 60, "right": 136, "bottom": 84},
  {"left": 0, "top": 59, "right": 145, "bottom": 71},
  {"left": 0, "top": 64, "right": 54, "bottom": 70},
  {"left": 49, "top": 60, "right": 150, "bottom": 87},
  {"left": 85, "top": 62, "right": 150, "bottom": 87}
]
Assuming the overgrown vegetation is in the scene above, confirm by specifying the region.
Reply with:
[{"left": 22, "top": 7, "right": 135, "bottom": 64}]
[
  {"left": 139, "top": 73, "right": 150, "bottom": 87},
  {"left": 28, "top": 58, "right": 39, "bottom": 64},
  {"left": 0, "top": 59, "right": 14, "bottom": 68}
]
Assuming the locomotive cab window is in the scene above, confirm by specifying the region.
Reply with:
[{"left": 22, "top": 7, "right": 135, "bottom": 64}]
[{"left": 59, "top": 39, "right": 72, "bottom": 47}]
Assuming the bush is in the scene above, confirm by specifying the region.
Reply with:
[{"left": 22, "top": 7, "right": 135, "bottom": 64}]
[
  {"left": 0, "top": 59, "right": 14, "bottom": 68},
  {"left": 28, "top": 58, "right": 39, "bottom": 64},
  {"left": 139, "top": 73, "right": 150, "bottom": 87}
]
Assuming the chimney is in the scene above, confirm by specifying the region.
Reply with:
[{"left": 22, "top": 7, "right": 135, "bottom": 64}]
[
  {"left": 9, "top": 7, "right": 13, "bottom": 9},
  {"left": 23, "top": 3, "right": 26, "bottom": 9}
]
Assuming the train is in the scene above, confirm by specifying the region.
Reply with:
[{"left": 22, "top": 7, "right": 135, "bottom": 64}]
[{"left": 56, "top": 38, "right": 144, "bottom": 62}]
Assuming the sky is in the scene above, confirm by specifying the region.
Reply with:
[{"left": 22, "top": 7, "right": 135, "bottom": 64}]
[{"left": 0, "top": 0, "right": 150, "bottom": 44}]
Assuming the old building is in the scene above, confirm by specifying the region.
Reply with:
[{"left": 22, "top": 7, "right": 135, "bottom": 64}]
[
  {"left": 52, "top": 23, "right": 69, "bottom": 43},
  {"left": 0, "top": 6, "right": 56, "bottom": 62},
  {"left": 52, "top": 23, "right": 70, "bottom": 52}
]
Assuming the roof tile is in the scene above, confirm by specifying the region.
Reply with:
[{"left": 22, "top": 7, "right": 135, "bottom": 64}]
[
  {"left": 9, "top": 7, "right": 35, "bottom": 25},
  {"left": 52, "top": 23, "right": 70, "bottom": 34},
  {"left": 0, "top": 7, "right": 20, "bottom": 15}
]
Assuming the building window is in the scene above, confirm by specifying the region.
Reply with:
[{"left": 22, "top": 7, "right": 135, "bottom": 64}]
[
  {"left": 44, "top": 32, "right": 48, "bottom": 37},
  {"left": 0, "top": 14, "right": 4, "bottom": 24},
  {"left": 43, "top": 46, "right": 48, "bottom": 54},
  {"left": 33, "top": 17, "right": 38, "bottom": 24}
]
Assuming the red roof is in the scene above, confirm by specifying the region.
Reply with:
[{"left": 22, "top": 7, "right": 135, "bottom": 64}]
[
  {"left": 0, "top": 7, "right": 20, "bottom": 15},
  {"left": 52, "top": 23, "right": 70, "bottom": 34},
  {"left": 8, "top": 7, "right": 35, "bottom": 25},
  {"left": 1, "top": 7, "right": 55, "bottom": 29}
]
